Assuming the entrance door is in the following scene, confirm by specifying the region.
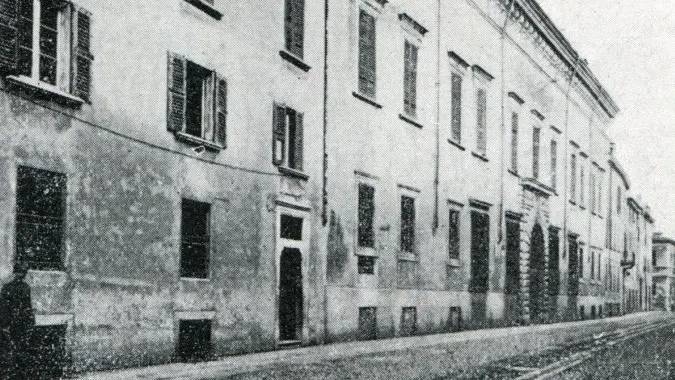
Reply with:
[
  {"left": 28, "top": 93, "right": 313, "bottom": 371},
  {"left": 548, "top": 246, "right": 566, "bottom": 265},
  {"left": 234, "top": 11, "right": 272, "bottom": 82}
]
[
  {"left": 529, "top": 224, "right": 546, "bottom": 322},
  {"left": 470, "top": 211, "right": 490, "bottom": 323},
  {"left": 279, "top": 247, "right": 303, "bottom": 342},
  {"left": 505, "top": 218, "right": 521, "bottom": 323},
  {"left": 26, "top": 325, "right": 67, "bottom": 379}
]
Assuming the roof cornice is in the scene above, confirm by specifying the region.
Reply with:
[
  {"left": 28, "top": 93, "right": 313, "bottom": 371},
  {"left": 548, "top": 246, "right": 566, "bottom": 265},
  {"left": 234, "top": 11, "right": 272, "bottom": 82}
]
[{"left": 608, "top": 157, "right": 630, "bottom": 190}]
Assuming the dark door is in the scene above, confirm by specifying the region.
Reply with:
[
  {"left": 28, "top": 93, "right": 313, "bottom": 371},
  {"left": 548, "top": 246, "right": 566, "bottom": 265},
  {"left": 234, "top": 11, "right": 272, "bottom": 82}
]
[
  {"left": 548, "top": 227, "right": 560, "bottom": 317},
  {"left": 470, "top": 211, "right": 490, "bottom": 323},
  {"left": 358, "top": 307, "right": 377, "bottom": 340},
  {"left": 26, "top": 325, "right": 67, "bottom": 379},
  {"left": 178, "top": 319, "right": 212, "bottom": 362},
  {"left": 279, "top": 248, "right": 303, "bottom": 341},
  {"left": 505, "top": 218, "right": 520, "bottom": 323},
  {"left": 529, "top": 224, "right": 546, "bottom": 322}
]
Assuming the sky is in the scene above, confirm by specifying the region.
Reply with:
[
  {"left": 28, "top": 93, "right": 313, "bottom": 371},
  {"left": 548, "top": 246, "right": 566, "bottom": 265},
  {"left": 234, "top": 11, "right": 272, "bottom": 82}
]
[{"left": 535, "top": 0, "right": 675, "bottom": 236}]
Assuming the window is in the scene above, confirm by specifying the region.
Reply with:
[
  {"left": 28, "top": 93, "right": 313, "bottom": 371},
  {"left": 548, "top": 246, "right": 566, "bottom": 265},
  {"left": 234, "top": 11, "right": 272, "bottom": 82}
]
[
  {"left": 284, "top": 0, "right": 305, "bottom": 58},
  {"left": 590, "top": 250, "right": 595, "bottom": 279},
  {"left": 532, "top": 126, "right": 540, "bottom": 179},
  {"left": 470, "top": 210, "right": 490, "bottom": 293},
  {"left": 273, "top": 104, "right": 304, "bottom": 171},
  {"left": 550, "top": 140, "right": 557, "bottom": 190},
  {"left": 15, "top": 166, "right": 66, "bottom": 271},
  {"left": 510, "top": 113, "right": 518, "bottom": 173},
  {"left": 358, "top": 183, "right": 375, "bottom": 248},
  {"left": 590, "top": 169, "right": 596, "bottom": 212},
  {"left": 400, "top": 195, "right": 415, "bottom": 253},
  {"left": 358, "top": 307, "right": 377, "bottom": 340},
  {"left": 403, "top": 40, "right": 418, "bottom": 117},
  {"left": 400, "top": 307, "right": 417, "bottom": 337},
  {"left": 180, "top": 199, "right": 210, "bottom": 279},
  {"left": 617, "top": 186, "right": 622, "bottom": 214},
  {"left": 358, "top": 9, "right": 376, "bottom": 98},
  {"left": 579, "top": 159, "right": 585, "bottom": 207},
  {"left": 475, "top": 88, "right": 487, "bottom": 156},
  {"left": 280, "top": 214, "right": 303, "bottom": 240},
  {"left": 570, "top": 154, "right": 577, "bottom": 202},
  {"left": 2, "top": 1, "right": 93, "bottom": 100},
  {"left": 578, "top": 246, "right": 584, "bottom": 279},
  {"left": 167, "top": 54, "right": 227, "bottom": 148},
  {"left": 357, "top": 256, "right": 375, "bottom": 275},
  {"left": 451, "top": 73, "right": 462, "bottom": 143},
  {"left": 448, "top": 209, "right": 460, "bottom": 259},
  {"left": 178, "top": 319, "right": 212, "bottom": 362},
  {"left": 505, "top": 217, "right": 520, "bottom": 295}
]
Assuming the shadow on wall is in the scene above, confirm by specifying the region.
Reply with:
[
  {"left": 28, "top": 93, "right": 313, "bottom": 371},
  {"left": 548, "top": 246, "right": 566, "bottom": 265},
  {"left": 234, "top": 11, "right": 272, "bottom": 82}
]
[{"left": 327, "top": 211, "right": 349, "bottom": 283}]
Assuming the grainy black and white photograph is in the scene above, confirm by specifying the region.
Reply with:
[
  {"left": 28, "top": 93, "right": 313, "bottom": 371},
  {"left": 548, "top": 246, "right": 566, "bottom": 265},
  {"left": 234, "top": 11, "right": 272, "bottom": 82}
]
[{"left": 0, "top": 0, "right": 673, "bottom": 378}]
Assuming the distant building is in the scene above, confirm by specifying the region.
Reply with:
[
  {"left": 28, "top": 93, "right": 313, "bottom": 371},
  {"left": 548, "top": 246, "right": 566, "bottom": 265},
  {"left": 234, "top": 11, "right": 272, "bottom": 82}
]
[{"left": 652, "top": 233, "right": 675, "bottom": 311}]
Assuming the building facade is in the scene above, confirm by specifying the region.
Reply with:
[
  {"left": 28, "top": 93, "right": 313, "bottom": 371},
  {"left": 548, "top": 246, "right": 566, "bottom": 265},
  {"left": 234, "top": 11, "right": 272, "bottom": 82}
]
[
  {"left": 652, "top": 234, "right": 675, "bottom": 311},
  {"left": 0, "top": 0, "right": 656, "bottom": 375}
]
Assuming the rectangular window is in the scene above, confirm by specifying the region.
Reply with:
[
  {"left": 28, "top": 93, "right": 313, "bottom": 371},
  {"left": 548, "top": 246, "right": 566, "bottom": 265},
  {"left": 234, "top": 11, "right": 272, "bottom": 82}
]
[
  {"left": 570, "top": 154, "right": 577, "bottom": 202},
  {"left": 284, "top": 0, "right": 305, "bottom": 58},
  {"left": 579, "top": 159, "right": 585, "bottom": 207},
  {"left": 476, "top": 89, "right": 487, "bottom": 155},
  {"left": 400, "top": 307, "right": 417, "bottom": 337},
  {"left": 550, "top": 140, "right": 557, "bottom": 190},
  {"left": 590, "top": 170, "right": 596, "bottom": 213},
  {"left": 273, "top": 105, "right": 304, "bottom": 171},
  {"left": 358, "top": 9, "right": 376, "bottom": 98},
  {"left": 532, "top": 127, "right": 540, "bottom": 179},
  {"left": 280, "top": 214, "right": 303, "bottom": 240},
  {"left": 14, "top": 1, "right": 93, "bottom": 99},
  {"left": 510, "top": 113, "right": 518, "bottom": 173},
  {"left": 590, "top": 250, "right": 595, "bottom": 279},
  {"left": 451, "top": 73, "right": 462, "bottom": 143},
  {"left": 178, "top": 319, "right": 212, "bottom": 362},
  {"left": 180, "top": 199, "right": 210, "bottom": 279},
  {"left": 617, "top": 187, "right": 622, "bottom": 214},
  {"left": 15, "top": 166, "right": 66, "bottom": 271},
  {"left": 579, "top": 246, "right": 584, "bottom": 279},
  {"left": 167, "top": 54, "right": 227, "bottom": 147},
  {"left": 400, "top": 195, "right": 415, "bottom": 253},
  {"left": 403, "top": 40, "right": 418, "bottom": 117},
  {"left": 448, "top": 209, "right": 460, "bottom": 259},
  {"left": 358, "top": 307, "right": 377, "bottom": 340},
  {"left": 357, "top": 256, "right": 375, "bottom": 275},
  {"left": 505, "top": 218, "right": 520, "bottom": 295},
  {"left": 470, "top": 210, "right": 490, "bottom": 293},
  {"left": 358, "top": 183, "right": 375, "bottom": 248}
]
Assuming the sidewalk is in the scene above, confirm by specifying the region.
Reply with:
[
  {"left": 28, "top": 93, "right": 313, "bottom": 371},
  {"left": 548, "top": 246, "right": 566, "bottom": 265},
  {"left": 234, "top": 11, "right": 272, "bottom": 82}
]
[{"left": 79, "top": 311, "right": 671, "bottom": 380}]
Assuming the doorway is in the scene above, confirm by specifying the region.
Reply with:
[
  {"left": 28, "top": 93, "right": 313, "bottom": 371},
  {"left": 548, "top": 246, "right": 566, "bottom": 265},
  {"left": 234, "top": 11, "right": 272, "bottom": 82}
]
[
  {"left": 26, "top": 324, "right": 67, "bottom": 379},
  {"left": 279, "top": 247, "right": 303, "bottom": 342},
  {"left": 529, "top": 224, "right": 546, "bottom": 322}
]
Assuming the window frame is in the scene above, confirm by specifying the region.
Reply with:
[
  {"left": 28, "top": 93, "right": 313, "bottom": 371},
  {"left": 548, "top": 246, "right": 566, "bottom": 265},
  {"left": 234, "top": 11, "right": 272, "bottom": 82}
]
[
  {"left": 448, "top": 205, "right": 462, "bottom": 261},
  {"left": 402, "top": 39, "right": 419, "bottom": 118},
  {"left": 273, "top": 103, "right": 305, "bottom": 174},
  {"left": 356, "top": 6, "right": 378, "bottom": 101},
  {"left": 180, "top": 198, "right": 212, "bottom": 280}
]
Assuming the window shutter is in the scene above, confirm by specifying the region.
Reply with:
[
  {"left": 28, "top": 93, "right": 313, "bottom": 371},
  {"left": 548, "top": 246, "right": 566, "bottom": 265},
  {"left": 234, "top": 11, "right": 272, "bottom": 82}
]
[
  {"left": 294, "top": 111, "right": 303, "bottom": 171},
  {"left": 0, "top": 0, "right": 18, "bottom": 73},
  {"left": 167, "top": 52, "right": 186, "bottom": 132},
  {"left": 358, "top": 9, "right": 376, "bottom": 98},
  {"left": 532, "top": 127, "right": 540, "bottom": 179},
  {"left": 476, "top": 89, "right": 487, "bottom": 155},
  {"left": 71, "top": 7, "right": 93, "bottom": 101},
  {"left": 510, "top": 112, "right": 518, "bottom": 172},
  {"left": 215, "top": 75, "right": 227, "bottom": 148},
  {"left": 550, "top": 140, "right": 557, "bottom": 190},
  {"left": 272, "top": 104, "right": 286, "bottom": 166},
  {"left": 403, "top": 41, "right": 418, "bottom": 117},
  {"left": 451, "top": 73, "right": 462, "bottom": 142},
  {"left": 285, "top": 0, "right": 304, "bottom": 58}
]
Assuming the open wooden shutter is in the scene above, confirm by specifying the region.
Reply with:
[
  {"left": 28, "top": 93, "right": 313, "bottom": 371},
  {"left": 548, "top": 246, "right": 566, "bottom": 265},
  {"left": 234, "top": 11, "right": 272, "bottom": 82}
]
[
  {"left": 71, "top": 7, "right": 93, "bottom": 100},
  {"left": 215, "top": 75, "right": 227, "bottom": 148},
  {"left": 293, "top": 112, "right": 303, "bottom": 171},
  {"left": 167, "top": 52, "right": 186, "bottom": 132},
  {"left": 0, "top": 0, "right": 19, "bottom": 73},
  {"left": 272, "top": 104, "right": 286, "bottom": 166}
]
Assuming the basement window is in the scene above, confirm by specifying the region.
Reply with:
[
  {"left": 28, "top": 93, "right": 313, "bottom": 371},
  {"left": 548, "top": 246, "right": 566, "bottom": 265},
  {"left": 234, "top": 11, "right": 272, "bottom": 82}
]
[
  {"left": 357, "top": 256, "right": 375, "bottom": 275},
  {"left": 180, "top": 199, "right": 211, "bottom": 279},
  {"left": 178, "top": 319, "right": 212, "bottom": 362}
]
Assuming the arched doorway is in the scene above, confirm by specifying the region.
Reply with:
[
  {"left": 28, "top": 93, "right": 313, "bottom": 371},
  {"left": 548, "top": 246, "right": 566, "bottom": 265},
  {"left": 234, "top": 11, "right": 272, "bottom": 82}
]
[
  {"left": 529, "top": 224, "right": 546, "bottom": 322},
  {"left": 279, "top": 248, "right": 303, "bottom": 342}
]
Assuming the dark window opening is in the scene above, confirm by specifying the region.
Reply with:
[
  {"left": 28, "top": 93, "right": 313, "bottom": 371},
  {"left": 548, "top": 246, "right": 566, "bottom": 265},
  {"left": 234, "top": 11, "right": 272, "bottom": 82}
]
[
  {"left": 469, "top": 211, "right": 490, "bottom": 294},
  {"left": 273, "top": 105, "right": 304, "bottom": 171},
  {"left": 180, "top": 199, "right": 210, "bottom": 279},
  {"left": 178, "top": 319, "right": 212, "bottom": 362},
  {"left": 448, "top": 306, "right": 462, "bottom": 332},
  {"left": 475, "top": 89, "right": 487, "bottom": 155},
  {"left": 15, "top": 166, "right": 66, "bottom": 272},
  {"left": 532, "top": 127, "right": 540, "bottom": 179},
  {"left": 451, "top": 73, "right": 462, "bottom": 143},
  {"left": 357, "top": 9, "right": 376, "bottom": 98},
  {"left": 25, "top": 324, "right": 67, "bottom": 379},
  {"left": 279, "top": 248, "right": 303, "bottom": 341},
  {"left": 550, "top": 140, "right": 557, "bottom": 190},
  {"left": 357, "top": 256, "right": 375, "bottom": 275},
  {"left": 403, "top": 40, "right": 418, "bottom": 117},
  {"left": 579, "top": 305, "right": 585, "bottom": 320},
  {"left": 358, "top": 183, "right": 375, "bottom": 248},
  {"left": 505, "top": 218, "right": 520, "bottom": 295},
  {"left": 185, "top": 61, "right": 214, "bottom": 139},
  {"left": 448, "top": 209, "right": 460, "bottom": 259},
  {"left": 510, "top": 112, "right": 518, "bottom": 172},
  {"left": 548, "top": 227, "right": 560, "bottom": 297},
  {"left": 280, "top": 214, "right": 303, "bottom": 241},
  {"left": 578, "top": 247, "right": 584, "bottom": 279},
  {"left": 529, "top": 224, "right": 546, "bottom": 322},
  {"left": 284, "top": 0, "right": 305, "bottom": 58},
  {"left": 400, "top": 307, "right": 417, "bottom": 337},
  {"left": 568, "top": 236, "right": 579, "bottom": 297},
  {"left": 358, "top": 307, "right": 377, "bottom": 341},
  {"left": 400, "top": 196, "right": 415, "bottom": 253}
]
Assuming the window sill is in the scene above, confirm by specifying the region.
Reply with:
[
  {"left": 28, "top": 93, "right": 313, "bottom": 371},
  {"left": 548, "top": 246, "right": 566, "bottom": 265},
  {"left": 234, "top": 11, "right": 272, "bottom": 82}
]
[
  {"left": 279, "top": 50, "right": 311, "bottom": 72},
  {"left": 356, "top": 247, "right": 378, "bottom": 258},
  {"left": 6, "top": 75, "right": 84, "bottom": 107},
  {"left": 580, "top": 205, "right": 587, "bottom": 210},
  {"left": 183, "top": 0, "right": 222, "bottom": 20},
  {"left": 352, "top": 91, "right": 383, "bottom": 109},
  {"left": 399, "top": 113, "right": 424, "bottom": 129},
  {"left": 278, "top": 166, "right": 309, "bottom": 181},
  {"left": 448, "top": 139, "right": 466, "bottom": 151},
  {"left": 175, "top": 132, "right": 223, "bottom": 151},
  {"left": 569, "top": 200, "right": 577, "bottom": 206},
  {"left": 471, "top": 151, "right": 489, "bottom": 162},
  {"left": 397, "top": 252, "right": 418, "bottom": 262},
  {"left": 447, "top": 258, "right": 461, "bottom": 267},
  {"left": 180, "top": 277, "right": 210, "bottom": 282},
  {"left": 508, "top": 169, "right": 519, "bottom": 178}
]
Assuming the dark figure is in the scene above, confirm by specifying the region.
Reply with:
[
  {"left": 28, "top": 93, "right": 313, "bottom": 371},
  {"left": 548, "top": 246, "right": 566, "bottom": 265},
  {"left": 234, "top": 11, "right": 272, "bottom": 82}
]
[{"left": 0, "top": 265, "right": 35, "bottom": 380}]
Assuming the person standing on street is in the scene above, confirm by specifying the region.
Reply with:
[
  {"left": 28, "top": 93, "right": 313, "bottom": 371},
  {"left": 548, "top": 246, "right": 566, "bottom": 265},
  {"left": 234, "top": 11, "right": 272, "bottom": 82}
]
[{"left": 0, "top": 264, "right": 35, "bottom": 379}]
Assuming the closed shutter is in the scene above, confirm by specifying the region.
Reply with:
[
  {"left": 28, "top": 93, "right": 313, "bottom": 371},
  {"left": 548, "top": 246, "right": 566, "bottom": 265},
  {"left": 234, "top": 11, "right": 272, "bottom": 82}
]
[
  {"left": 510, "top": 112, "right": 518, "bottom": 172},
  {"left": 532, "top": 127, "right": 540, "bottom": 179},
  {"left": 451, "top": 73, "right": 462, "bottom": 142},
  {"left": 358, "top": 9, "right": 376, "bottom": 98},
  {"left": 293, "top": 111, "right": 303, "bottom": 170},
  {"left": 476, "top": 89, "right": 487, "bottom": 155},
  {"left": 358, "top": 184, "right": 375, "bottom": 248},
  {"left": 550, "top": 140, "right": 557, "bottom": 190},
  {"left": 0, "top": 0, "right": 18, "bottom": 73},
  {"left": 215, "top": 75, "right": 227, "bottom": 147},
  {"left": 448, "top": 209, "right": 460, "bottom": 259},
  {"left": 570, "top": 154, "right": 576, "bottom": 201},
  {"left": 400, "top": 196, "right": 415, "bottom": 253},
  {"left": 272, "top": 104, "right": 286, "bottom": 165},
  {"left": 167, "top": 52, "right": 187, "bottom": 132},
  {"left": 284, "top": 0, "right": 304, "bottom": 58},
  {"left": 71, "top": 7, "right": 93, "bottom": 100},
  {"left": 403, "top": 41, "right": 418, "bottom": 117}
]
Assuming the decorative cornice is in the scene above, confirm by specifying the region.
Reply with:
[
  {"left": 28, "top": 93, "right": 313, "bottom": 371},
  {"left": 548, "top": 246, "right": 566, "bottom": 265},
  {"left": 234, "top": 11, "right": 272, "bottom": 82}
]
[
  {"left": 508, "top": 91, "right": 525, "bottom": 105},
  {"left": 530, "top": 109, "right": 545, "bottom": 121},
  {"left": 448, "top": 198, "right": 465, "bottom": 208},
  {"left": 448, "top": 51, "right": 470, "bottom": 70},
  {"left": 550, "top": 125, "right": 561, "bottom": 134},
  {"left": 521, "top": 177, "right": 555, "bottom": 198},
  {"left": 569, "top": 140, "right": 580, "bottom": 149},
  {"left": 505, "top": 210, "right": 523, "bottom": 220},
  {"left": 469, "top": 198, "right": 492, "bottom": 211},
  {"left": 399, "top": 13, "right": 428, "bottom": 35},
  {"left": 472, "top": 64, "right": 494, "bottom": 81},
  {"left": 579, "top": 151, "right": 588, "bottom": 159}
]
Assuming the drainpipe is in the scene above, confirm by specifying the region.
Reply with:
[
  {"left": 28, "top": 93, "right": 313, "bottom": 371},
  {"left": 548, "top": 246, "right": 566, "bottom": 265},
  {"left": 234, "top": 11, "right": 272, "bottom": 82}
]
[
  {"left": 497, "top": 6, "right": 513, "bottom": 246},
  {"left": 433, "top": 0, "right": 441, "bottom": 233},
  {"left": 322, "top": 0, "right": 330, "bottom": 343}
]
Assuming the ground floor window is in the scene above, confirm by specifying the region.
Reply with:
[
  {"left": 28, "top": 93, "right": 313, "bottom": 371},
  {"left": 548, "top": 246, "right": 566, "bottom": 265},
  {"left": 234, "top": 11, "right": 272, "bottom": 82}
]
[
  {"left": 25, "top": 324, "right": 67, "bottom": 378},
  {"left": 358, "top": 307, "right": 377, "bottom": 341},
  {"left": 400, "top": 307, "right": 417, "bottom": 337},
  {"left": 178, "top": 319, "right": 212, "bottom": 362}
]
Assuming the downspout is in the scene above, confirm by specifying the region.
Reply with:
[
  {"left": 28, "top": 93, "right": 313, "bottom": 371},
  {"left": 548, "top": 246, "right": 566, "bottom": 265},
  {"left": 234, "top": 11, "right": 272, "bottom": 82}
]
[
  {"left": 322, "top": 0, "right": 329, "bottom": 343},
  {"left": 433, "top": 0, "right": 441, "bottom": 232},
  {"left": 498, "top": 6, "right": 512, "bottom": 246}
]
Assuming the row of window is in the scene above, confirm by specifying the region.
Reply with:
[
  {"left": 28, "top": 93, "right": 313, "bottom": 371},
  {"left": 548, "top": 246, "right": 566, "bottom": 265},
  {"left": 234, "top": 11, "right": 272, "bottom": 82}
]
[{"left": 358, "top": 306, "right": 462, "bottom": 341}]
